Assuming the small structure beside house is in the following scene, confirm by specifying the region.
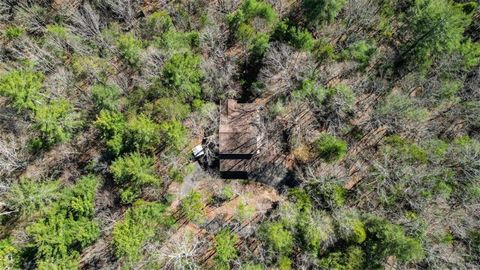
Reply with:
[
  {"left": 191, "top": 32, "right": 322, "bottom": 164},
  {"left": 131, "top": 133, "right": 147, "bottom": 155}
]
[
  {"left": 219, "top": 99, "right": 261, "bottom": 179},
  {"left": 192, "top": 145, "right": 204, "bottom": 159}
]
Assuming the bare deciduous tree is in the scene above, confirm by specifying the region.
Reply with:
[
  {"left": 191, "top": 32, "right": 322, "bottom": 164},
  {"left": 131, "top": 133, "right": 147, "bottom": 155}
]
[
  {"left": 257, "top": 43, "right": 315, "bottom": 99},
  {"left": 0, "top": 135, "right": 25, "bottom": 177},
  {"left": 8, "top": 36, "right": 59, "bottom": 72},
  {"left": 68, "top": 2, "right": 110, "bottom": 50},
  {"left": 146, "top": 233, "right": 204, "bottom": 270}
]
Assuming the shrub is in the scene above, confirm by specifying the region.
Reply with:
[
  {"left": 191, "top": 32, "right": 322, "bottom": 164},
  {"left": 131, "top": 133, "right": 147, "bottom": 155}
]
[
  {"left": 302, "top": 0, "right": 347, "bottom": 26},
  {"left": 143, "top": 97, "right": 191, "bottom": 121},
  {"left": 4, "top": 26, "right": 24, "bottom": 39},
  {"left": 274, "top": 21, "right": 315, "bottom": 51},
  {"left": 226, "top": 0, "right": 278, "bottom": 55},
  {"left": 401, "top": 0, "right": 476, "bottom": 71},
  {"left": 144, "top": 11, "right": 174, "bottom": 38},
  {"left": 110, "top": 152, "right": 158, "bottom": 204},
  {"left": 227, "top": 0, "right": 278, "bottom": 28},
  {"left": 33, "top": 99, "right": 82, "bottom": 148},
  {"left": 5, "top": 178, "right": 60, "bottom": 217},
  {"left": 324, "top": 84, "right": 355, "bottom": 115},
  {"left": 341, "top": 40, "right": 377, "bottom": 67},
  {"left": 112, "top": 200, "right": 172, "bottom": 263},
  {"left": 26, "top": 175, "right": 100, "bottom": 268},
  {"left": 364, "top": 216, "right": 424, "bottom": 265},
  {"left": 378, "top": 93, "right": 429, "bottom": 123},
  {"left": 313, "top": 39, "right": 337, "bottom": 61},
  {"left": 159, "top": 52, "right": 203, "bottom": 102},
  {"left": 260, "top": 221, "right": 293, "bottom": 254},
  {"left": 298, "top": 212, "right": 334, "bottom": 252},
  {"left": 159, "top": 120, "right": 188, "bottom": 151},
  {"left": 95, "top": 112, "right": 162, "bottom": 155},
  {"left": 278, "top": 256, "right": 292, "bottom": 270},
  {"left": 0, "top": 239, "right": 20, "bottom": 269},
  {"left": 335, "top": 210, "right": 367, "bottom": 244},
  {"left": 95, "top": 110, "right": 126, "bottom": 155},
  {"left": 180, "top": 190, "right": 205, "bottom": 223},
  {"left": 124, "top": 114, "right": 160, "bottom": 153},
  {"left": 383, "top": 135, "right": 428, "bottom": 163},
  {"left": 314, "top": 134, "right": 348, "bottom": 162},
  {"left": 155, "top": 31, "right": 199, "bottom": 53},
  {"left": 318, "top": 245, "right": 365, "bottom": 270},
  {"left": 242, "top": 263, "right": 264, "bottom": 270},
  {"left": 292, "top": 79, "right": 327, "bottom": 106},
  {"left": 71, "top": 55, "right": 113, "bottom": 81},
  {"left": 0, "top": 69, "right": 44, "bottom": 111},
  {"left": 117, "top": 33, "right": 143, "bottom": 67},
  {"left": 234, "top": 201, "right": 255, "bottom": 222},
  {"left": 214, "top": 229, "right": 238, "bottom": 267},
  {"left": 91, "top": 84, "right": 121, "bottom": 111},
  {"left": 219, "top": 185, "right": 235, "bottom": 201},
  {"left": 467, "top": 230, "right": 480, "bottom": 263}
]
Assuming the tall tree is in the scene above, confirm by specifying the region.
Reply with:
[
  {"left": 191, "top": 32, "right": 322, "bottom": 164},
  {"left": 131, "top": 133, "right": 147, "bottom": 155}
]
[{"left": 400, "top": 0, "right": 477, "bottom": 70}]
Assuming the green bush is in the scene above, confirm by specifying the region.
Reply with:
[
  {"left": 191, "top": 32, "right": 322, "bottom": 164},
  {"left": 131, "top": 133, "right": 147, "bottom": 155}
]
[
  {"left": 274, "top": 21, "right": 315, "bottom": 51},
  {"left": 314, "top": 134, "right": 348, "bottom": 162},
  {"left": 318, "top": 245, "right": 365, "bottom": 270},
  {"left": 4, "top": 26, "right": 24, "bottom": 39},
  {"left": 155, "top": 31, "right": 199, "bottom": 53},
  {"left": 159, "top": 120, "right": 188, "bottom": 151},
  {"left": 335, "top": 210, "right": 367, "bottom": 244},
  {"left": 33, "top": 99, "right": 82, "bottom": 148},
  {"left": 378, "top": 93, "right": 428, "bottom": 123},
  {"left": 383, "top": 135, "right": 429, "bottom": 163},
  {"left": 112, "top": 200, "right": 172, "bottom": 263},
  {"left": 401, "top": 0, "right": 476, "bottom": 71},
  {"left": 71, "top": 55, "right": 113, "bottom": 81},
  {"left": 180, "top": 190, "right": 205, "bottom": 223},
  {"left": 91, "top": 84, "right": 121, "bottom": 111},
  {"left": 324, "top": 84, "right": 355, "bottom": 115},
  {"left": 0, "top": 239, "right": 20, "bottom": 269},
  {"left": 459, "top": 39, "right": 480, "bottom": 69},
  {"left": 144, "top": 11, "right": 174, "bottom": 37},
  {"left": 110, "top": 152, "right": 158, "bottom": 204},
  {"left": 227, "top": 0, "right": 278, "bottom": 55},
  {"left": 219, "top": 185, "right": 235, "bottom": 201},
  {"left": 26, "top": 175, "right": 100, "bottom": 269},
  {"left": 124, "top": 114, "right": 160, "bottom": 153},
  {"left": 298, "top": 211, "right": 334, "bottom": 252},
  {"left": 292, "top": 79, "right": 327, "bottom": 106},
  {"left": 117, "top": 33, "right": 143, "bottom": 67},
  {"left": 159, "top": 52, "right": 203, "bottom": 102},
  {"left": 302, "top": 0, "right": 347, "bottom": 26},
  {"left": 95, "top": 111, "right": 161, "bottom": 155},
  {"left": 95, "top": 110, "right": 126, "bottom": 155},
  {"left": 227, "top": 0, "right": 278, "bottom": 28},
  {"left": 260, "top": 221, "right": 293, "bottom": 254},
  {"left": 313, "top": 39, "right": 337, "bottom": 61},
  {"left": 234, "top": 201, "right": 255, "bottom": 222},
  {"left": 214, "top": 229, "right": 238, "bottom": 267},
  {"left": 0, "top": 69, "right": 44, "bottom": 111},
  {"left": 341, "top": 40, "right": 377, "bottom": 67},
  {"left": 5, "top": 178, "right": 60, "bottom": 217},
  {"left": 364, "top": 216, "right": 424, "bottom": 265},
  {"left": 144, "top": 97, "right": 191, "bottom": 121},
  {"left": 278, "top": 256, "right": 292, "bottom": 270}
]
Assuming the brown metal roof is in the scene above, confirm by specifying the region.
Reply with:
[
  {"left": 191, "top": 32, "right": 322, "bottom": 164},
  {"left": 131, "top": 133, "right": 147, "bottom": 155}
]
[
  {"left": 219, "top": 100, "right": 260, "bottom": 174},
  {"left": 219, "top": 100, "right": 259, "bottom": 155}
]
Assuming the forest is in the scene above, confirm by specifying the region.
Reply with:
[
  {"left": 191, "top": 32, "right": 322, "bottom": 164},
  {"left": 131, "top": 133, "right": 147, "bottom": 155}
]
[{"left": 0, "top": 0, "right": 479, "bottom": 269}]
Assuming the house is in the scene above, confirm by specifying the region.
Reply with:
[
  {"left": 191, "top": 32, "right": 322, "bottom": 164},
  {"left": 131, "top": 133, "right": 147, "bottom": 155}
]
[{"left": 219, "top": 99, "right": 261, "bottom": 179}]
